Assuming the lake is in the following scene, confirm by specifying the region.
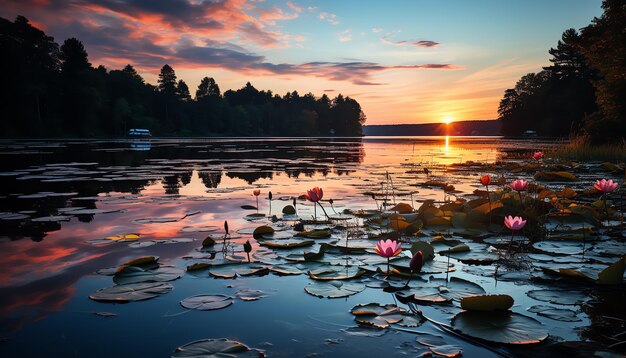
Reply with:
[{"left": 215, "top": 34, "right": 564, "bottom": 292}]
[{"left": 0, "top": 137, "right": 623, "bottom": 357}]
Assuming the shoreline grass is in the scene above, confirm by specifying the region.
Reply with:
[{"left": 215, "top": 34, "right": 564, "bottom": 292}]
[{"left": 550, "top": 136, "right": 626, "bottom": 162}]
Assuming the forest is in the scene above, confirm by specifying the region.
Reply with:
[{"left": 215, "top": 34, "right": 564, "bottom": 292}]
[
  {"left": 0, "top": 16, "right": 366, "bottom": 138},
  {"left": 498, "top": 0, "right": 625, "bottom": 143}
]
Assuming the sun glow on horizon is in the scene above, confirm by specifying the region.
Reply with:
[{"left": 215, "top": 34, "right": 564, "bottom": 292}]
[{"left": 443, "top": 116, "right": 454, "bottom": 125}]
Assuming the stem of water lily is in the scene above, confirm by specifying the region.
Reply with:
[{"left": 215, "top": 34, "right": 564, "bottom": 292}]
[
  {"left": 314, "top": 204, "right": 316, "bottom": 221},
  {"left": 387, "top": 258, "right": 390, "bottom": 276},
  {"left": 486, "top": 186, "right": 492, "bottom": 225},
  {"left": 318, "top": 202, "right": 330, "bottom": 220},
  {"left": 604, "top": 195, "right": 609, "bottom": 226},
  {"left": 405, "top": 273, "right": 412, "bottom": 287},
  {"left": 256, "top": 197, "right": 259, "bottom": 214},
  {"left": 507, "top": 230, "right": 514, "bottom": 255},
  {"left": 246, "top": 252, "right": 250, "bottom": 262}
]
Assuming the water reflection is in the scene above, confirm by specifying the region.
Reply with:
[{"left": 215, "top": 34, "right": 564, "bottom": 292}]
[{"left": 1, "top": 137, "right": 586, "bottom": 356}]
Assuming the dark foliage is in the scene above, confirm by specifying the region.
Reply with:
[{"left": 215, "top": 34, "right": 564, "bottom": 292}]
[
  {"left": 0, "top": 16, "right": 365, "bottom": 137},
  {"left": 498, "top": 0, "right": 625, "bottom": 143}
]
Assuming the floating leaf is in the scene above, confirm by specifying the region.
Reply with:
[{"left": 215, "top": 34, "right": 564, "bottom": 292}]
[
  {"left": 89, "top": 282, "right": 173, "bottom": 303},
  {"left": 451, "top": 311, "right": 548, "bottom": 344},
  {"left": 172, "top": 338, "right": 264, "bottom": 357},
  {"left": 180, "top": 294, "right": 234, "bottom": 311},
  {"left": 209, "top": 264, "right": 269, "bottom": 279},
  {"left": 115, "top": 256, "right": 159, "bottom": 273},
  {"left": 526, "top": 289, "right": 587, "bottom": 305},
  {"left": 253, "top": 226, "right": 275, "bottom": 236},
  {"left": 460, "top": 294, "right": 514, "bottom": 311},
  {"left": 240, "top": 205, "right": 257, "bottom": 210},
  {"left": 430, "top": 345, "right": 463, "bottom": 357},
  {"left": 304, "top": 281, "right": 365, "bottom": 298},
  {"left": 438, "top": 244, "right": 470, "bottom": 255},
  {"left": 597, "top": 256, "right": 626, "bottom": 285},
  {"left": 410, "top": 241, "right": 435, "bottom": 261},
  {"left": 390, "top": 203, "right": 413, "bottom": 214},
  {"left": 350, "top": 303, "right": 407, "bottom": 329},
  {"left": 308, "top": 267, "right": 365, "bottom": 281},
  {"left": 113, "top": 266, "right": 184, "bottom": 285},
  {"left": 261, "top": 239, "right": 315, "bottom": 249},
  {"left": 534, "top": 171, "right": 578, "bottom": 182},
  {"left": 282, "top": 205, "right": 296, "bottom": 215},
  {"left": 105, "top": 233, "right": 140, "bottom": 242},
  {"left": 235, "top": 289, "right": 269, "bottom": 301},
  {"left": 528, "top": 305, "right": 581, "bottom": 322}
]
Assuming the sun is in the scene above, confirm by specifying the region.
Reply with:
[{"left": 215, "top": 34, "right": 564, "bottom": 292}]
[{"left": 443, "top": 116, "right": 454, "bottom": 125}]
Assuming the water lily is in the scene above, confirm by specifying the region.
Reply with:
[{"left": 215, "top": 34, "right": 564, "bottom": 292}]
[
  {"left": 305, "top": 187, "right": 323, "bottom": 202},
  {"left": 594, "top": 179, "right": 619, "bottom": 224},
  {"left": 532, "top": 151, "right": 543, "bottom": 161},
  {"left": 510, "top": 179, "right": 528, "bottom": 204},
  {"left": 504, "top": 215, "right": 526, "bottom": 254},
  {"left": 375, "top": 239, "right": 402, "bottom": 275},
  {"left": 509, "top": 179, "right": 528, "bottom": 192},
  {"left": 305, "top": 187, "right": 328, "bottom": 220},
  {"left": 243, "top": 240, "right": 252, "bottom": 262},
  {"left": 406, "top": 250, "right": 423, "bottom": 286},
  {"left": 594, "top": 179, "right": 618, "bottom": 193},
  {"left": 253, "top": 190, "right": 261, "bottom": 213},
  {"left": 480, "top": 175, "right": 491, "bottom": 186},
  {"left": 504, "top": 216, "right": 526, "bottom": 231}
]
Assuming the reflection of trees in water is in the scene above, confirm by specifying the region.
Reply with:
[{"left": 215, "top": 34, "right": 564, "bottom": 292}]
[
  {"left": 198, "top": 171, "right": 222, "bottom": 189},
  {"left": 162, "top": 171, "right": 193, "bottom": 195},
  {"left": 0, "top": 139, "right": 364, "bottom": 239},
  {"left": 579, "top": 288, "right": 626, "bottom": 352}
]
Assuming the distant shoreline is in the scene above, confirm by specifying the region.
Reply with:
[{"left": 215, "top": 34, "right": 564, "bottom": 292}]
[{"left": 363, "top": 119, "right": 501, "bottom": 136}]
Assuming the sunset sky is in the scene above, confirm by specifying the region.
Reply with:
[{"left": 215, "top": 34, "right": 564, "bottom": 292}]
[{"left": 1, "top": 0, "right": 602, "bottom": 125}]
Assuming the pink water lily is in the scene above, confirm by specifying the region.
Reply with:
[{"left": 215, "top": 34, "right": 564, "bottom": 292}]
[
  {"left": 253, "top": 189, "right": 261, "bottom": 196},
  {"left": 504, "top": 215, "right": 527, "bottom": 231},
  {"left": 376, "top": 239, "right": 402, "bottom": 275},
  {"left": 532, "top": 151, "right": 543, "bottom": 161},
  {"left": 375, "top": 239, "right": 402, "bottom": 258},
  {"left": 253, "top": 189, "right": 261, "bottom": 213},
  {"left": 594, "top": 179, "right": 618, "bottom": 193},
  {"left": 509, "top": 179, "right": 529, "bottom": 191},
  {"left": 305, "top": 187, "right": 323, "bottom": 202}
]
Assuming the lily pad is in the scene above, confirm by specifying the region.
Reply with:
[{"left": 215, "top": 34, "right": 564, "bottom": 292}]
[
  {"left": 461, "top": 294, "right": 514, "bottom": 311},
  {"left": 261, "top": 239, "right": 315, "bottom": 249},
  {"left": 451, "top": 311, "right": 548, "bottom": 344},
  {"left": 350, "top": 303, "right": 408, "bottom": 329},
  {"left": 89, "top": 282, "right": 173, "bottom": 303},
  {"left": 180, "top": 295, "right": 234, "bottom": 311},
  {"left": 209, "top": 264, "right": 269, "bottom": 279},
  {"left": 527, "top": 289, "right": 588, "bottom": 305},
  {"left": 113, "top": 266, "right": 184, "bottom": 285},
  {"left": 528, "top": 305, "right": 582, "bottom": 322},
  {"left": 235, "top": 289, "right": 269, "bottom": 301},
  {"left": 172, "top": 338, "right": 264, "bottom": 357},
  {"left": 304, "top": 281, "right": 365, "bottom": 298}
]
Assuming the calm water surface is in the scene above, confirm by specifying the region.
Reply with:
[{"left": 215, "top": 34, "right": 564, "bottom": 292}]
[{"left": 0, "top": 137, "right": 619, "bottom": 357}]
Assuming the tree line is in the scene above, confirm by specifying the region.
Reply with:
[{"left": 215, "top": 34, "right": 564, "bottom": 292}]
[
  {"left": 0, "top": 16, "right": 366, "bottom": 138},
  {"left": 498, "top": 0, "right": 625, "bottom": 143}
]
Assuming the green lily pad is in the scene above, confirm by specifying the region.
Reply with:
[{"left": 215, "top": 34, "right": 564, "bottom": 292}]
[
  {"left": 305, "top": 280, "right": 365, "bottom": 298},
  {"left": 171, "top": 338, "right": 264, "bottom": 357},
  {"left": 89, "top": 282, "right": 173, "bottom": 303},
  {"left": 451, "top": 311, "right": 548, "bottom": 344},
  {"left": 180, "top": 294, "right": 234, "bottom": 311}
]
